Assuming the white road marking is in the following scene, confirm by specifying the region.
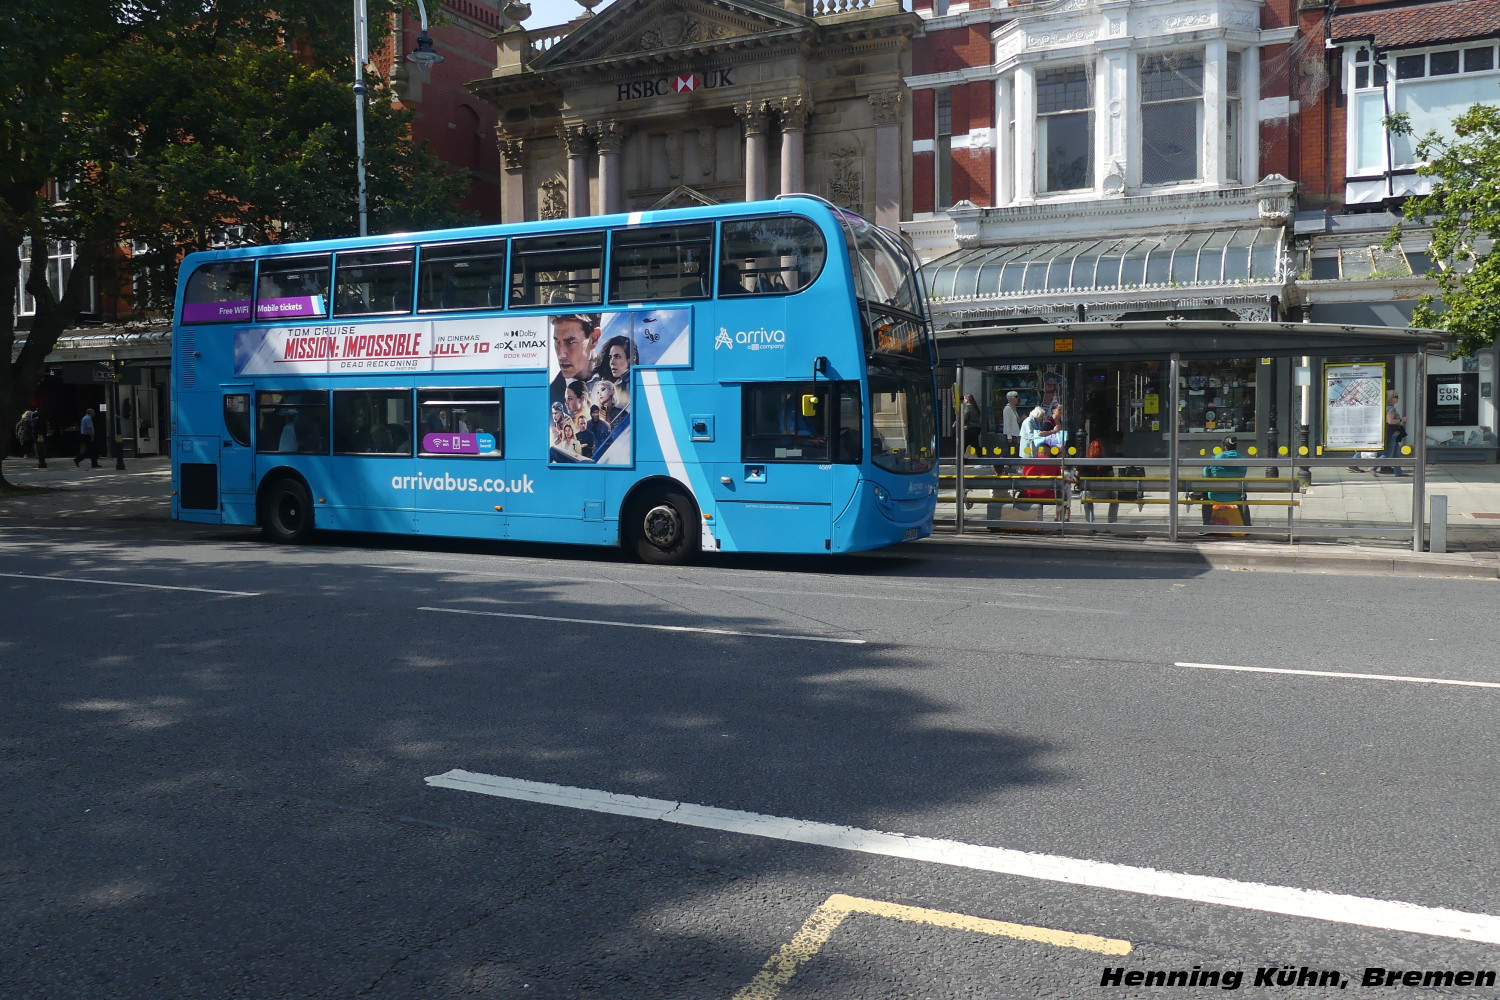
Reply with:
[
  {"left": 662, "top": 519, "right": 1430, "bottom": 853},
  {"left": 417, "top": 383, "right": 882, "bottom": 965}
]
[
  {"left": 1176, "top": 661, "right": 1500, "bottom": 691},
  {"left": 0, "top": 571, "right": 259, "bottom": 597},
  {"left": 417, "top": 607, "right": 865, "bottom": 644},
  {"left": 426, "top": 770, "right": 1500, "bottom": 946}
]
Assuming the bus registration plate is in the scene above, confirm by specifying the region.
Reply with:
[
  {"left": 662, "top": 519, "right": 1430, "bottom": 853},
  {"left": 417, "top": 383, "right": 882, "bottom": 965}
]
[{"left": 903, "top": 528, "right": 919, "bottom": 541}]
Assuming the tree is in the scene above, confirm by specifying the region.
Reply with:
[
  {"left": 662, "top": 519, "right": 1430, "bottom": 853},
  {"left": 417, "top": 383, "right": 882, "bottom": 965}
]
[
  {"left": 1, "top": 0, "right": 470, "bottom": 488},
  {"left": 1387, "top": 103, "right": 1500, "bottom": 356}
]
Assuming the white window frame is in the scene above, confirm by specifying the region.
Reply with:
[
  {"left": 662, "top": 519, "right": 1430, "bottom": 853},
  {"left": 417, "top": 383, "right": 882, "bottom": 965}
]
[
  {"left": 1138, "top": 49, "right": 1206, "bottom": 187},
  {"left": 1343, "top": 40, "right": 1500, "bottom": 181}
]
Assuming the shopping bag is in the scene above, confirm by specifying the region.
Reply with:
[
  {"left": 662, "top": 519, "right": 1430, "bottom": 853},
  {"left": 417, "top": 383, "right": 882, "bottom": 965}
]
[{"left": 1208, "top": 503, "right": 1246, "bottom": 538}]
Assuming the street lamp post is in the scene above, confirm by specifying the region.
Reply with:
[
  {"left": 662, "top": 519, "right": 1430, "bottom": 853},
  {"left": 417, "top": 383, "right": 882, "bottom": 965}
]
[
  {"left": 111, "top": 355, "right": 126, "bottom": 471},
  {"left": 353, "top": 0, "right": 443, "bottom": 238}
]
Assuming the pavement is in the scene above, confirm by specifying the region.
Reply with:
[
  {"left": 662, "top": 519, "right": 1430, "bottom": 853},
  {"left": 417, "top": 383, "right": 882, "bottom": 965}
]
[{"left": 3, "top": 453, "right": 1499, "bottom": 579}]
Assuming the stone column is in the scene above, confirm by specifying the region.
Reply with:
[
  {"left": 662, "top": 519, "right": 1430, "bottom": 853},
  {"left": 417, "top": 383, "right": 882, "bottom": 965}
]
[
  {"left": 496, "top": 127, "right": 525, "bottom": 224},
  {"left": 868, "top": 91, "right": 903, "bottom": 229},
  {"left": 1205, "top": 41, "right": 1228, "bottom": 186},
  {"left": 558, "top": 123, "right": 592, "bottom": 218},
  {"left": 994, "top": 76, "right": 1013, "bottom": 206},
  {"left": 592, "top": 120, "right": 628, "bottom": 215},
  {"left": 1013, "top": 64, "right": 1037, "bottom": 203},
  {"left": 1240, "top": 46, "right": 1260, "bottom": 184},
  {"left": 779, "top": 97, "right": 813, "bottom": 195},
  {"left": 735, "top": 101, "right": 772, "bottom": 202}
]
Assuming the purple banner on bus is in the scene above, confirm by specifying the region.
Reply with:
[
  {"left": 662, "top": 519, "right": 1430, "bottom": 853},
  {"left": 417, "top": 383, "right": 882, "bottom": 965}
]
[
  {"left": 182, "top": 300, "right": 251, "bottom": 324},
  {"left": 423, "top": 432, "right": 480, "bottom": 455},
  {"left": 255, "top": 295, "right": 325, "bottom": 321}
]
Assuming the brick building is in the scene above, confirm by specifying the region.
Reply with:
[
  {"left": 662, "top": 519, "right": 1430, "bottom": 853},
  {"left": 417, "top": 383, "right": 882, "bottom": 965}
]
[{"left": 1294, "top": 0, "right": 1500, "bottom": 459}]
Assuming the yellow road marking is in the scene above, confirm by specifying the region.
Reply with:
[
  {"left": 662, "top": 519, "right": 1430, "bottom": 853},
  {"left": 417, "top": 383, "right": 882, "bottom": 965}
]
[{"left": 731, "top": 893, "right": 1130, "bottom": 1000}]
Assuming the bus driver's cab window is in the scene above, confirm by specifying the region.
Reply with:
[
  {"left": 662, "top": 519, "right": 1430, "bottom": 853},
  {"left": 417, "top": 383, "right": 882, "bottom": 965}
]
[{"left": 742, "top": 382, "right": 861, "bottom": 462}]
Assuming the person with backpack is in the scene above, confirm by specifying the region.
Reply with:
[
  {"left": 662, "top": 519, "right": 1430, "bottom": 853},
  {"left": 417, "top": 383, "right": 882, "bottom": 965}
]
[{"left": 26, "top": 409, "right": 48, "bottom": 468}]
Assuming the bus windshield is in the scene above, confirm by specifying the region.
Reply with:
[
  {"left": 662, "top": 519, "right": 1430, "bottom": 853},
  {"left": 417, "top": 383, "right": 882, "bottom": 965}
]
[
  {"left": 869, "top": 368, "right": 937, "bottom": 475},
  {"left": 837, "top": 211, "right": 930, "bottom": 360}
]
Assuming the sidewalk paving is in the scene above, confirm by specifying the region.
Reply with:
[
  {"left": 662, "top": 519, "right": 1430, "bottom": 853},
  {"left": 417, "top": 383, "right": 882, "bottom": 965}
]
[{"left": 3, "top": 454, "right": 1498, "bottom": 578}]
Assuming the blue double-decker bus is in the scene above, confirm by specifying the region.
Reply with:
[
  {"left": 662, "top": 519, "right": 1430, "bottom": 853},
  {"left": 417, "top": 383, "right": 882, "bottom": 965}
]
[{"left": 169, "top": 196, "right": 937, "bottom": 562}]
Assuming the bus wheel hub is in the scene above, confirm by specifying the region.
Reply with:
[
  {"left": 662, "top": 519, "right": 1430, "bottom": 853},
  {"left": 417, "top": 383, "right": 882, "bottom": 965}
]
[{"left": 643, "top": 504, "right": 681, "bottom": 547}]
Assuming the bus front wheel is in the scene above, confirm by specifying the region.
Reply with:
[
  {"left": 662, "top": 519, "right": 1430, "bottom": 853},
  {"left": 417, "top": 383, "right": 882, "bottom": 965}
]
[
  {"left": 261, "top": 478, "right": 314, "bottom": 544},
  {"left": 628, "top": 489, "right": 699, "bottom": 564}
]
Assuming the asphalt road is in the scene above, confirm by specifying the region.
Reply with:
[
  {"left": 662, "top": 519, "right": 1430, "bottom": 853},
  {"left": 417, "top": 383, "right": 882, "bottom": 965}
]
[{"left": 3, "top": 517, "right": 1499, "bottom": 999}]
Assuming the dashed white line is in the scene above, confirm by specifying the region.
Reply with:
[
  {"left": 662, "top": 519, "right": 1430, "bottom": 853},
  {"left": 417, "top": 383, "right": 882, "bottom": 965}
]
[
  {"left": 1175, "top": 661, "right": 1500, "bottom": 690},
  {"left": 417, "top": 606, "right": 865, "bottom": 644},
  {"left": 426, "top": 770, "right": 1500, "bottom": 945},
  {"left": 0, "top": 571, "right": 259, "bottom": 597}
]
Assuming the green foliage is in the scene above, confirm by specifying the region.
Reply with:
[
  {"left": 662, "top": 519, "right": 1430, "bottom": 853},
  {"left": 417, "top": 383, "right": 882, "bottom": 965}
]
[
  {"left": 1386, "top": 103, "right": 1500, "bottom": 355},
  {"left": 0, "top": 1, "right": 471, "bottom": 483}
]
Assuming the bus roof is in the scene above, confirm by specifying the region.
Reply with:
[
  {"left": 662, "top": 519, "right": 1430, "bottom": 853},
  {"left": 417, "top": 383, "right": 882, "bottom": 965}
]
[{"left": 178, "top": 196, "right": 851, "bottom": 270}]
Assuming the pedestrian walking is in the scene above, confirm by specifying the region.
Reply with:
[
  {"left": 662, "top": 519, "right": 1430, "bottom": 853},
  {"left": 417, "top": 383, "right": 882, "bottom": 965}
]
[
  {"left": 1376, "top": 390, "right": 1408, "bottom": 476},
  {"left": 1079, "top": 440, "right": 1119, "bottom": 524},
  {"left": 956, "top": 393, "right": 982, "bottom": 448},
  {"left": 1001, "top": 391, "right": 1021, "bottom": 456},
  {"left": 31, "top": 409, "right": 49, "bottom": 468},
  {"left": 74, "top": 408, "right": 100, "bottom": 467}
]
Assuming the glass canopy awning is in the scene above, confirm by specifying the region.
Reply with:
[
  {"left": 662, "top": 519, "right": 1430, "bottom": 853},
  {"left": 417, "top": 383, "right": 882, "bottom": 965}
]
[{"left": 922, "top": 227, "right": 1286, "bottom": 301}]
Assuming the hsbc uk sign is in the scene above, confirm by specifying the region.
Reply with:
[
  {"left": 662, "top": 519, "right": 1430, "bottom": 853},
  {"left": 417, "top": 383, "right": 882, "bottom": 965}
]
[{"left": 616, "top": 69, "right": 734, "bottom": 101}]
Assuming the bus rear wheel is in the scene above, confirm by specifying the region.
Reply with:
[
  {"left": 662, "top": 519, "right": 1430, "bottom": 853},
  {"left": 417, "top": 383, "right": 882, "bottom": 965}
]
[
  {"left": 628, "top": 488, "right": 699, "bottom": 564},
  {"left": 261, "top": 478, "right": 315, "bottom": 544}
]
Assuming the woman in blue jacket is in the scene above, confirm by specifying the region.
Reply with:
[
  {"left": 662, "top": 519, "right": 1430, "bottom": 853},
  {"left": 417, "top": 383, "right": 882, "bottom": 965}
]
[{"left": 1202, "top": 435, "right": 1251, "bottom": 526}]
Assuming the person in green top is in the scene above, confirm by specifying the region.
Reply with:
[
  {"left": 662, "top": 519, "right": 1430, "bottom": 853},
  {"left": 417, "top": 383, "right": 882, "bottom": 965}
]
[{"left": 1201, "top": 434, "right": 1251, "bottom": 526}]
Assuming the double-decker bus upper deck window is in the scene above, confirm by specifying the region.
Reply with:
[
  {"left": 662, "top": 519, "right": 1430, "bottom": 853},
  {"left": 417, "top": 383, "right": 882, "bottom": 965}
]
[
  {"left": 182, "top": 261, "right": 254, "bottom": 324},
  {"left": 334, "top": 248, "right": 415, "bottom": 316},
  {"left": 718, "top": 217, "right": 826, "bottom": 297},
  {"left": 257, "top": 254, "right": 331, "bottom": 322},
  {"left": 609, "top": 224, "right": 712, "bottom": 302},
  {"left": 418, "top": 239, "right": 508, "bottom": 312},
  {"left": 256, "top": 390, "right": 329, "bottom": 455},
  {"left": 333, "top": 389, "right": 414, "bottom": 455},
  {"left": 509, "top": 232, "right": 604, "bottom": 307}
]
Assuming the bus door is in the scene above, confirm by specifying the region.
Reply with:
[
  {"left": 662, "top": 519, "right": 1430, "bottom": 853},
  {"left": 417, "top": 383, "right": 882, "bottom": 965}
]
[
  {"left": 218, "top": 388, "right": 256, "bottom": 518},
  {"left": 714, "top": 381, "right": 839, "bottom": 552}
]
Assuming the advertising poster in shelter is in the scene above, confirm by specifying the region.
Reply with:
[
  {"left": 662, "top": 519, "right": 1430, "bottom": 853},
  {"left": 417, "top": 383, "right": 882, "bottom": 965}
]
[{"left": 1324, "top": 363, "right": 1386, "bottom": 450}]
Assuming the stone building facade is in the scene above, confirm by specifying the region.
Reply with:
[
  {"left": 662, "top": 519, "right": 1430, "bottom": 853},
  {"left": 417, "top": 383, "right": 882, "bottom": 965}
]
[{"left": 468, "top": 0, "right": 920, "bottom": 227}]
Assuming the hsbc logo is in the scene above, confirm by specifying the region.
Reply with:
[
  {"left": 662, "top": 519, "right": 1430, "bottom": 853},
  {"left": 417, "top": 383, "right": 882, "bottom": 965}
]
[{"left": 617, "top": 69, "right": 734, "bottom": 101}]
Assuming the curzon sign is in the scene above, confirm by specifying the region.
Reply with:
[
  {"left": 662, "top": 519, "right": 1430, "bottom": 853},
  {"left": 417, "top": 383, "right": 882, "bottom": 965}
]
[{"left": 616, "top": 68, "right": 734, "bottom": 101}]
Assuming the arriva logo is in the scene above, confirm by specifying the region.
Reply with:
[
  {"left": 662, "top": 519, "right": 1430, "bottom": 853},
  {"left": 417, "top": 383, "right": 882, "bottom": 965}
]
[{"left": 715, "top": 328, "right": 734, "bottom": 351}]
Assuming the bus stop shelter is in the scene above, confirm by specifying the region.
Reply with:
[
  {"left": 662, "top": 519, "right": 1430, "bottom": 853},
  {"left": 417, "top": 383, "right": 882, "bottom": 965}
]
[{"left": 935, "top": 320, "right": 1456, "bottom": 551}]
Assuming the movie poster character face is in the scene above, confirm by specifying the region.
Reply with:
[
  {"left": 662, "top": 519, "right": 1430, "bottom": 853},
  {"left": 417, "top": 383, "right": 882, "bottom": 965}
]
[{"left": 549, "top": 313, "right": 631, "bottom": 465}]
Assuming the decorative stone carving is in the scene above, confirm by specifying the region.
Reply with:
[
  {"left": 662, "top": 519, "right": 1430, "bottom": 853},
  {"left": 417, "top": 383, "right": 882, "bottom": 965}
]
[
  {"left": 1102, "top": 159, "right": 1126, "bottom": 196},
  {"left": 733, "top": 100, "right": 772, "bottom": 136},
  {"left": 640, "top": 14, "right": 722, "bottom": 50},
  {"left": 557, "top": 123, "right": 592, "bottom": 156},
  {"left": 591, "top": 119, "right": 627, "bottom": 153},
  {"left": 539, "top": 178, "right": 567, "bottom": 220},
  {"left": 827, "top": 144, "right": 863, "bottom": 212},
  {"left": 665, "top": 133, "right": 683, "bottom": 183},
  {"left": 868, "top": 91, "right": 902, "bottom": 127},
  {"left": 496, "top": 128, "right": 524, "bottom": 170},
  {"left": 779, "top": 96, "right": 813, "bottom": 131},
  {"left": 698, "top": 129, "right": 716, "bottom": 178}
]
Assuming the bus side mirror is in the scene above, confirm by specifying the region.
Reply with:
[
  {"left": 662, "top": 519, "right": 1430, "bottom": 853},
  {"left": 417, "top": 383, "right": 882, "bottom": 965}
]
[{"left": 801, "top": 395, "right": 820, "bottom": 418}]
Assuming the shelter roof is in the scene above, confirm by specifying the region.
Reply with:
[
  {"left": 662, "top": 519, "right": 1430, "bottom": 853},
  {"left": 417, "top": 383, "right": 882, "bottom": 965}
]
[{"left": 935, "top": 320, "right": 1454, "bottom": 364}]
